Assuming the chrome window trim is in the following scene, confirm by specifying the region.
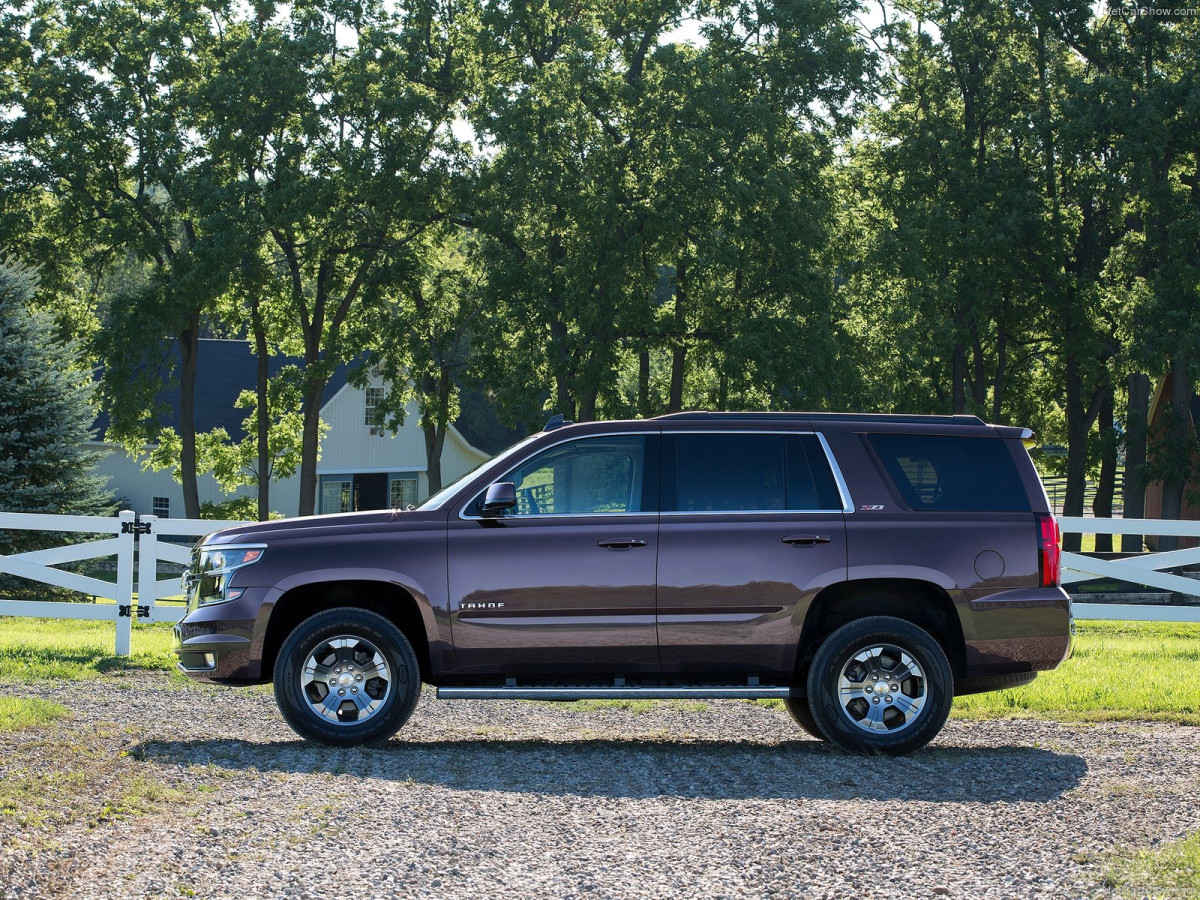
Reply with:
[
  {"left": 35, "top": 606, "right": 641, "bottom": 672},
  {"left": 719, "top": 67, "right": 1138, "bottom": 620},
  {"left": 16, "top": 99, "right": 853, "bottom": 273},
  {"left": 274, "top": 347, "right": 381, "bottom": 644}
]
[
  {"left": 815, "top": 431, "right": 856, "bottom": 514},
  {"left": 457, "top": 427, "right": 856, "bottom": 521}
]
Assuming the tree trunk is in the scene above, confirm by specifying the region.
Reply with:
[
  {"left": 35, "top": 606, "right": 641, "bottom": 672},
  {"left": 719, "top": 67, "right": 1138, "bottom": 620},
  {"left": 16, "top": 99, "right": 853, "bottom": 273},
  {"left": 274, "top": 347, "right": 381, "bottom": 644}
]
[
  {"left": 669, "top": 256, "right": 687, "bottom": 413},
  {"left": 1121, "top": 373, "right": 1150, "bottom": 552},
  {"left": 992, "top": 321, "right": 1007, "bottom": 424},
  {"left": 1092, "top": 381, "right": 1116, "bottom": 553},
  {"left": 550, "top": 318, "right": 575, "bottom": 421},
  {"left": 251, "top": 298, "right": 270, "bottom": 521},
  {"left": 578, "top": 389, "right": 598, "bottom": 422},
  {"left": 951, "top": 338, "right": 967, "bottom": 414},
  {"left": 1158, "top": 356, "right": 1193, "bottom": 552},
  {"left": 1062, "top": 349, "right": 1086, "bottom": 552},
  {"left": 421, "top": 367, "right": 451, "bottom": 497},
  {"left": 297, "top": 370, "right": 326, "bottom": 517},
  {"left": 423, "top": 424, "right": 446, "bottom": 498},
  {"left": 178, "top": 317, "right": 201, "bottom": 520},
  {"left": 637, "top": 350, "right": 651, "bottom": 418}
]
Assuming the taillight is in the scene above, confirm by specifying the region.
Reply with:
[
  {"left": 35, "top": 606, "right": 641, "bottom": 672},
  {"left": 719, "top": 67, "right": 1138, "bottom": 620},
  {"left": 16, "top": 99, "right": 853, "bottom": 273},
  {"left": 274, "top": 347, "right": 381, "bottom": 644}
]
[{"left": 1036, "top": 514, "right": 1060, "bottom": 587}]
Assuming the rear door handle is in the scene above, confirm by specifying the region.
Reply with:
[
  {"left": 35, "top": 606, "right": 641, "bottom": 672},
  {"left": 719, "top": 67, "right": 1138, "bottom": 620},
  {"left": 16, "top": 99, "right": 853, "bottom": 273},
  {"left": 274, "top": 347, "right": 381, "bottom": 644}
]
[
  {"left": 597, "top": 538, "right": 648, "bottom": 550},
  {"left": 782, "top": 534, "right": 831, "bottom": 546}
]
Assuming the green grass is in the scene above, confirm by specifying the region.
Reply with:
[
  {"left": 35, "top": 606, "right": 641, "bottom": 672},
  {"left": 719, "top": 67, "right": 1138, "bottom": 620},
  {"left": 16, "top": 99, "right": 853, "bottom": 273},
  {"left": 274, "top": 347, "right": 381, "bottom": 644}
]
[
  {"left": 1104, "top": 831, "right": 1200, "bottom": 899},
  {"left": 0, "top": 696, "right": 71, "bottom": 732},
  {"left": 953, "top": 620, "right": 1200, "bottom": 725},
  {"left": 0, "top": 617, "right": 177, "bottom": 681}
]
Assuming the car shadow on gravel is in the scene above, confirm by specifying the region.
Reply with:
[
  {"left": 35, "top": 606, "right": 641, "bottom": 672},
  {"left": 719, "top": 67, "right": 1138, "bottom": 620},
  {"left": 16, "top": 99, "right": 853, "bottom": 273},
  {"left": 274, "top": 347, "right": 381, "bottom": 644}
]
[{"left": 133, "top": 738, "right": 1086, "bottom": 803}]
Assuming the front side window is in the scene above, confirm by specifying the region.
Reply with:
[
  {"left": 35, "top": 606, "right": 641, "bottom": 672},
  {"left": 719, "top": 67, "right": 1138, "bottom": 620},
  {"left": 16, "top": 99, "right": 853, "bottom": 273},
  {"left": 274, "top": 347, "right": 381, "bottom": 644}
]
[
  {"left": 489, "top": 435, "right": 649, "bottom": 516},
  {"left": 664, "top": 433, "right": 843, "bottom": 512}
]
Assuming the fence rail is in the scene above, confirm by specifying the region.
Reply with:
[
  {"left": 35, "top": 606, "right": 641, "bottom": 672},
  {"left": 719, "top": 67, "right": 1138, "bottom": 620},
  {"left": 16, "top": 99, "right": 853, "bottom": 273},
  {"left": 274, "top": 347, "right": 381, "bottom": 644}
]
[
  {"left": 0, "top": 511, "right": 246, "bottom": 653},
  {"left": 1059, "top": 516, "right": 1200, "bottom": 623}
]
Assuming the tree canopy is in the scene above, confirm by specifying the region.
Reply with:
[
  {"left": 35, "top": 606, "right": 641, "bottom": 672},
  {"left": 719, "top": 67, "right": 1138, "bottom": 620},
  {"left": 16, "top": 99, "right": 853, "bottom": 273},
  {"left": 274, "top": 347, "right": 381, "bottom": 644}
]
[{"left": 1, "top": 0, "right": 1196, "bottom": 521}]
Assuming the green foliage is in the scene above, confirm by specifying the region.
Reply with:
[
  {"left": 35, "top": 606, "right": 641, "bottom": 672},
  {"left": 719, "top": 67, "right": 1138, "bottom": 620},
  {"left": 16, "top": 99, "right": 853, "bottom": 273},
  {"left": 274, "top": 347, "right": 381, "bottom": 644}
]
[
  {"left": 0, "top": 256, "right": 112, "bottom": 518},
  {"left": 1, "top": 0, "right": 1198, "bottom": 521},
  {"left": 198, "top": 496, "right": 273, "bottom": 521}
]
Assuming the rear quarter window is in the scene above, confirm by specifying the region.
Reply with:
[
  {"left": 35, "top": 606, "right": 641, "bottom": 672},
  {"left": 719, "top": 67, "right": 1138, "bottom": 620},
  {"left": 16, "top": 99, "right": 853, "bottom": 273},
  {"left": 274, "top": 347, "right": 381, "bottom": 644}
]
[{"left": 866, "top": 433, "right": 1030, "bottom": 512}]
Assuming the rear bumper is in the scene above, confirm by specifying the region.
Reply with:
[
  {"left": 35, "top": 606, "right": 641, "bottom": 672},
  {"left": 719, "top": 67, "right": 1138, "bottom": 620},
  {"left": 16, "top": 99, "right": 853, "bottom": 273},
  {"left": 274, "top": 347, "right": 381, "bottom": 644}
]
[{"left": 962, "top": 586, "right": 1073, "bottom": 678}]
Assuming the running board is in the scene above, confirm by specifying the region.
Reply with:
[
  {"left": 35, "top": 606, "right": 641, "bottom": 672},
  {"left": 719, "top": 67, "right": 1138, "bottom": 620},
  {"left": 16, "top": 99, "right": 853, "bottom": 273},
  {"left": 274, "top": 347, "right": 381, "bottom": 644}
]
[{"left": 436, "top": 685, "right": 796, "bottom": 701}]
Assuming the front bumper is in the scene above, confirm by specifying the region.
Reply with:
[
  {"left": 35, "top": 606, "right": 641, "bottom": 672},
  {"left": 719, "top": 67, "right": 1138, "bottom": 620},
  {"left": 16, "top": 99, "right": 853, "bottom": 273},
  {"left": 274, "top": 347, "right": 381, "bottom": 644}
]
[{"left": 173, "top": 587, "right": 268, "bottom": 682}]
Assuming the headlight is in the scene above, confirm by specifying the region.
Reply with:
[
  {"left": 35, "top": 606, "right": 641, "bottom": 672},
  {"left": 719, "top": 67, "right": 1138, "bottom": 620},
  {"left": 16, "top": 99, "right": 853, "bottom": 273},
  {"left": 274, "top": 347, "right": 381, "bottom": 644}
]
[{"left": 187, "top": 545, "right": 266, "bottom": 607}]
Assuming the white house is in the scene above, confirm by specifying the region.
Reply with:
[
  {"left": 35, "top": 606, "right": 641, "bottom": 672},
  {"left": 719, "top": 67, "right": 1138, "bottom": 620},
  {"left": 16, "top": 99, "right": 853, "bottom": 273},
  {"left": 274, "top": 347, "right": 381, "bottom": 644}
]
[{"left": 90, "top": 339, "right": 491, "bottom": 518}]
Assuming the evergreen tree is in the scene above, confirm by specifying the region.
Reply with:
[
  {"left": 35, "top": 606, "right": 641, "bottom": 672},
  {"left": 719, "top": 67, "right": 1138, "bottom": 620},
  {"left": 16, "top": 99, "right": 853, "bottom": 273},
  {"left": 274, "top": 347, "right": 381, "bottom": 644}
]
[{"left": 0, "top": 256, "right": 113, "bottom": 523}]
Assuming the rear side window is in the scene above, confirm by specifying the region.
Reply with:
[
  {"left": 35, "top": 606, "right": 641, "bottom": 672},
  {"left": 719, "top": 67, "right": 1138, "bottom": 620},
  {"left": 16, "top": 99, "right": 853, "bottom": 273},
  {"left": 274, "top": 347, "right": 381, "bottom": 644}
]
[
  {"left": 664, "top": 433, "right": 843, "bottom": 512},
  {"left": 866, "top": 434, "right": 1029, "bottom": 512}
]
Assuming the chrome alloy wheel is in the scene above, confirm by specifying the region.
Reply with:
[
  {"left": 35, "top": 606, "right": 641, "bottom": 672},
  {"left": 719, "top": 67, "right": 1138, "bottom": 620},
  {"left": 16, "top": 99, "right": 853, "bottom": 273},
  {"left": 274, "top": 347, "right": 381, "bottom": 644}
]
[
  {"left": 300, "top": 635, "right": 392, "bottom": 725},
  {"left": 836, "top": 643, "right": 926, "bottom": 733}
]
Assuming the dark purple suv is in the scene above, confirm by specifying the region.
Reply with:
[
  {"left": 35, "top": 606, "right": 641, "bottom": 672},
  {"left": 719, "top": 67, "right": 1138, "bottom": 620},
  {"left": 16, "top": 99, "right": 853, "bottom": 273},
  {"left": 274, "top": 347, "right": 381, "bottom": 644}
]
[{"left": 176, "top": 412, "right": 1071, "bottom": 754}]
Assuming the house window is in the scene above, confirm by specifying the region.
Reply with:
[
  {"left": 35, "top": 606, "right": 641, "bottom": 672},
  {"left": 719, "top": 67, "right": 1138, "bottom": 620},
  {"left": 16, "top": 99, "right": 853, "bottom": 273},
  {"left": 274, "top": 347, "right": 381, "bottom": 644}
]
[
  {"left": 152, "top": 496, "right": 170, "bottom": 518},
  {"left": 365, "top": 386, "right": 386, "bottom": 427},
  {"left": 320, "top": 479, "right": 352, "bottom": 514},
  {"left": 390, "top": 476, "right": 418, "bottom": 509}
]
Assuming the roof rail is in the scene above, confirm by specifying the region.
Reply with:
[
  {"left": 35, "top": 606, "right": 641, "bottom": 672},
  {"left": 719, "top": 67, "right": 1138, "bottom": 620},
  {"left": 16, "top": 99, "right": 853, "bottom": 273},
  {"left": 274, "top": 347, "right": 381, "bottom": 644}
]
[{"left": 655, "top": 411, "right": 987, "bottom": 426}]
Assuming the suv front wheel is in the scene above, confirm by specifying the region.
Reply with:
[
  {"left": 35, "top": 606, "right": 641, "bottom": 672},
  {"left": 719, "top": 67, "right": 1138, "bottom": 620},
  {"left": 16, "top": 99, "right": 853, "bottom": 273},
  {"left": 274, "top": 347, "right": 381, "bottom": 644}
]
[
  {"left": 806, "top": 616, "right": 953, "bottom": 755},
  {"left": 274, "top": 608, "right": 421, "bottom": 747}
]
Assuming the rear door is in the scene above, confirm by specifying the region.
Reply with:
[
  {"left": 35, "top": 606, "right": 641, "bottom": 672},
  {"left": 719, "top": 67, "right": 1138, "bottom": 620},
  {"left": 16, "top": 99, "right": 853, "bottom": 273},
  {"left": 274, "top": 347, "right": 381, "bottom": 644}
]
[{"left": 655, "top": 430, "right": 849, "bottom": 678}]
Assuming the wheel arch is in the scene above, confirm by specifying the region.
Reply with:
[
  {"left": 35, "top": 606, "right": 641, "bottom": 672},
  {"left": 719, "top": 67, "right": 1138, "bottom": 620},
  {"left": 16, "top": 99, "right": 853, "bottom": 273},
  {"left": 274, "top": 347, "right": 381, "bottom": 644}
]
[
  {"left": 797, "top": 579, "right": 966, "bottom": 683},
  {"left": 260, "top": 580, "right": 432, "bottom": 684}
]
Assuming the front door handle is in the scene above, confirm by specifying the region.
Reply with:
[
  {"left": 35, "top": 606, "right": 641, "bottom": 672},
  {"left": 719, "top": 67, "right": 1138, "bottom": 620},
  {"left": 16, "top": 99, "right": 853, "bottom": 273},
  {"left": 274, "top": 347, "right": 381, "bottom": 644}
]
[
  {"left": 782, "top": 534, "right": 831, "bottom": 547},
  {"left": 597, "top": 538, "right": 648, "bottom": 550}
]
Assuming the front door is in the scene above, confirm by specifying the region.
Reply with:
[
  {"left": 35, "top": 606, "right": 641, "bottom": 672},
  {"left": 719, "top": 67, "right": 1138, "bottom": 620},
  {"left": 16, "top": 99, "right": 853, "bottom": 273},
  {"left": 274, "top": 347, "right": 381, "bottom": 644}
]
[
  {"left": 656, "top": 430, "right": 849, "bottom": 679},
  {"left": 447, "top": 433, "right": 661, "bottom": 677}
]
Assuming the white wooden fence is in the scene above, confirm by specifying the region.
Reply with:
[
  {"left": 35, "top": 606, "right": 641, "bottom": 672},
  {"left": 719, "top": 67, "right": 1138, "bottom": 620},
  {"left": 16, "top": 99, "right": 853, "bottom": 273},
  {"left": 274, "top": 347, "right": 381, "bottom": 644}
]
[
  {"left": 0, "top": 510, "right": 245, "bottom": 654},
  {"left": 3, "top": 511, "right": 1200, "bottom": 656},
  {"left": 1059, "top": 516, "right": 1200, "bottom": 623}
]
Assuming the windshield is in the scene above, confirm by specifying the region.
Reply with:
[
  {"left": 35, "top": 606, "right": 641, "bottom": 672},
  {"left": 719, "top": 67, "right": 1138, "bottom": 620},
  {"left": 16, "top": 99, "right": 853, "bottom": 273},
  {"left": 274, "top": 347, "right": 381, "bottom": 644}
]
[{"left": 418, "top": 432, "right": 542, "bottom": 510}]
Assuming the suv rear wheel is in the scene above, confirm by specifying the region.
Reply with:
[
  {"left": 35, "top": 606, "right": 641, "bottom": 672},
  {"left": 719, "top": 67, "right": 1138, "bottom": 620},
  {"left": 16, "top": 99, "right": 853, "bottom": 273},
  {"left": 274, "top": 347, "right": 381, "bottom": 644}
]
[
  {"left": 806, "top": 615, "right": 953, "bottom": 755},
  {"left": 274, "top": 608, "right": 421, "bottom": 747}
]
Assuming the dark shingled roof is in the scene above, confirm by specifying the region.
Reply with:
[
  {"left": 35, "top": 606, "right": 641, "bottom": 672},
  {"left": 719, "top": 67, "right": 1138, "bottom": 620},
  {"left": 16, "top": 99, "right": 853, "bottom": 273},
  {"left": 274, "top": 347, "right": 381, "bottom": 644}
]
[{"left": 93, "top": 338, "right": 351, "bottom": 442}]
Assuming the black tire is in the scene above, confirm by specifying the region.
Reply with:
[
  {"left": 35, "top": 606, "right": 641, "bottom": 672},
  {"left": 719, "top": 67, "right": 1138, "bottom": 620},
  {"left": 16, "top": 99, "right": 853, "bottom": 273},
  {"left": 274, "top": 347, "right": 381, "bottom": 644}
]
[
  {"left": 782, "top": 697, "right": 824, "bottom": 741},
  {"left": 273, "top": 608, "right": 421, "bottom": 747},
  {"left": 806, "top": 616, "right": 953, "bottom": 756}
]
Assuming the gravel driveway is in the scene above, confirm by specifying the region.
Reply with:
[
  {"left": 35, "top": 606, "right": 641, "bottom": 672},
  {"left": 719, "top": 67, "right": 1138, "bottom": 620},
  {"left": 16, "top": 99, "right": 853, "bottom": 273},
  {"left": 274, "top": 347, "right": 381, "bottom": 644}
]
[{"left": 1, "top": 675, "right": 1198, "bottom": 900}]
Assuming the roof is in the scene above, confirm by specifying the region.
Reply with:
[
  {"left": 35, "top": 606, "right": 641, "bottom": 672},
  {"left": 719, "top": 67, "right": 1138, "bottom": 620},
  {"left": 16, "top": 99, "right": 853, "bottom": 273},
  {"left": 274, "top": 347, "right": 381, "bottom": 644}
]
[{"left": 93, "top": 338, "right": 351, "bottom": 442}]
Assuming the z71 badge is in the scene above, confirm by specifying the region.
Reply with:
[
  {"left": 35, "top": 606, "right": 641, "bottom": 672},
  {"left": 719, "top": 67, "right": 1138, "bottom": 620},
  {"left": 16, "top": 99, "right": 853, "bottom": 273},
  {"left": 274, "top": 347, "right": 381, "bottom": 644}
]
[{"left": 860, "top": 504, "right": 885, "bottom": 511}]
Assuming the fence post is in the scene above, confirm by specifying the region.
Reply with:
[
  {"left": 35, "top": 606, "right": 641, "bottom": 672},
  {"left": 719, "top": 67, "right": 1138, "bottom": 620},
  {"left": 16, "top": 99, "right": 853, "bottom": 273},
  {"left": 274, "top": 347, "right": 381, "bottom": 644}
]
[
  {"left": 115, "top": 510, "right": 136, "bottom": 656},
  {"left": 137, "top": 514, "right": 158, "bottom": 619}
]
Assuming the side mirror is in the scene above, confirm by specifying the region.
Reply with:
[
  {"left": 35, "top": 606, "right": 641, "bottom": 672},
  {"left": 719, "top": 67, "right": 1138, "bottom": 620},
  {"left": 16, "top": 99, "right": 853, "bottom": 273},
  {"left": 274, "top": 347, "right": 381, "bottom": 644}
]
[{"left": 481, "top": 482, "right": 517, "bottom": 517}]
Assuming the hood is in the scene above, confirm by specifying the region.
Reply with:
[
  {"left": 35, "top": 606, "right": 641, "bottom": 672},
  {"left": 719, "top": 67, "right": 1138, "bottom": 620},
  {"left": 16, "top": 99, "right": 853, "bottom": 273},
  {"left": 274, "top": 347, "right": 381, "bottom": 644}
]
[{"left": 200, "top": 508, "right": 446, "bottom": 546}]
